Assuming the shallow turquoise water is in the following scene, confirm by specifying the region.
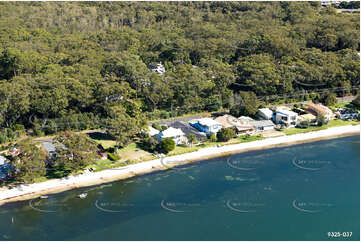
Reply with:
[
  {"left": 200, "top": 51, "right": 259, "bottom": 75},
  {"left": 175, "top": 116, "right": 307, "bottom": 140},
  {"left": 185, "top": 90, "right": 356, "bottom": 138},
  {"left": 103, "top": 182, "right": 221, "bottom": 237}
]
[{"left": 0, "top": 135, "right": 359, "bottom": 241}]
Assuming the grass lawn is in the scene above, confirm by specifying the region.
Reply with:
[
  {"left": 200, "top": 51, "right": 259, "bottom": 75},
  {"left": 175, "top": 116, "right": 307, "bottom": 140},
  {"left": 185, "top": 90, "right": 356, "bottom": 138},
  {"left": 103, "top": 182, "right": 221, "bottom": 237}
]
[
  {"left": 117, "top": 143, "right": 154, "bottom": 163},
  {"left": 283, "top": 119, "right": 360, "bottom": 136},
  {"left": 330, "top": 102, "right": 352, "bottom": 110},
  {"left": 238, "top": 135, "right": 265, "bottom": 142},
  {"left": 167, "top": 145, "right": 200, "bottom": 156},
  {"left": 84, "top": 159, "right": 127, "bottom": 172},
  {"left": 87, "top": 132, "right": 117, "bottom": 149}
]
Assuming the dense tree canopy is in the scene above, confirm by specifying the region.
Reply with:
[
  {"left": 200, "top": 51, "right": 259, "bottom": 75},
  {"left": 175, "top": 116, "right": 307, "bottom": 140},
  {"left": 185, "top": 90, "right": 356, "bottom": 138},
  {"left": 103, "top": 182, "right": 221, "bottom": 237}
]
[
  {"left": 9, "top": 139, "right": 47, "bottom": 183},
  {"left": 0, "top": 2, "right": 359, "bottom": 142},
  {"left": 50, "top": 132, "right": 98, "bottom": 177}
]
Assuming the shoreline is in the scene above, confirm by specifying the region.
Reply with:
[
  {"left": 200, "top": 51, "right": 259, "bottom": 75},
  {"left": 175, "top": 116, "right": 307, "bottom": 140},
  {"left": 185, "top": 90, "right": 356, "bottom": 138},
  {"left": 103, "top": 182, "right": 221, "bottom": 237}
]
[{"left": 0, "top": 124, "right": 359, "bottom": 206}]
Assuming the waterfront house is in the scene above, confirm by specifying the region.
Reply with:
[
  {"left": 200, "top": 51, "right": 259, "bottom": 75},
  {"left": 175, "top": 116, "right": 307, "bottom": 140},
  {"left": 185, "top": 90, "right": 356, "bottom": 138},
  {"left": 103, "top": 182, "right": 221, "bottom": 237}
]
[
  {"left": 169, "top": 121, "right": 207, "bottom": 141},
  {"left": 155, "top": 127, "right": 187, "bottom": 145},
  {"left": 214, "top": 114, "right": 239, "bottom": 128},
  {"left": 189, "top": 118, "right": 222, "bottom": 134},
  {"left": 257, "top": 108, "right": 274, "bottom": 120},
  {"left": 215, "top": 114, "right": 254, "bottom": 134},
  {"left": 274, "top": 109, "right": 299, "bottom": 127},
  {"left": 249, "top": 120, "right": 275, "bottom": 131},
  {"left": 303, "top": 101, "right": 335, "bottom": 121}
]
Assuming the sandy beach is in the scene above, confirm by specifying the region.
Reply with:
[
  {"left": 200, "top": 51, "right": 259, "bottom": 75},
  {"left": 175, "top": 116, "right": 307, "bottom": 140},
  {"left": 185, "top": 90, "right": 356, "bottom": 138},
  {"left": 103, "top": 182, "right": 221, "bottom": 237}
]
[{"left": 0, "top": 124, "right": 359, "bottom": 206}]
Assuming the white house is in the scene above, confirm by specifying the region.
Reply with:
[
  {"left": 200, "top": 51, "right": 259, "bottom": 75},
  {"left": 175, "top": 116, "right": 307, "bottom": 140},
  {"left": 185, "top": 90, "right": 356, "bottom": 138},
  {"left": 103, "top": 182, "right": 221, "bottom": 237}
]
[
  {"left": 249, "top": 120, "right": 275, "bottom": 131},
  {"left": 149, "top": 62, "right": 166, "bottom": 74},
  {"left": 190, "top": 118, "right": 222, "bottom": 134},
  {"left": 257, "top": 108, "right": 274, "bottom": 120},
  {"left": 274, "top": 109, "right": 299, "bottom": 127},
  {"left": 155, "top": 127, "right": 187, "bottom": 145}
]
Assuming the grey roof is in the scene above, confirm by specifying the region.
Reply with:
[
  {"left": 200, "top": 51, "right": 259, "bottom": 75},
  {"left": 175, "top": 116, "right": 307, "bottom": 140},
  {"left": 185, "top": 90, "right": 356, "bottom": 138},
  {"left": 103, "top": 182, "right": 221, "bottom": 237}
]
[
  {"left": 42, "top": 141, "right": 56, "bottom": 153},
  {"left": 169, "top": 121, "right": 207, "bottom": 140},
  {"left": 38, "top": 139, "right": 66, "bottom": 155},
  {"left": 249, "top": 120, "right": 275, "bottom": 128}
]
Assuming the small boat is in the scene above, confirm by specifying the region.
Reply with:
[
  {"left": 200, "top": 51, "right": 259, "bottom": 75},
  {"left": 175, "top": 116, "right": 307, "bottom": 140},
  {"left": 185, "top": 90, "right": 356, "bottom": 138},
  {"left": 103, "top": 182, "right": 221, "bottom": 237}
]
[
  {"left": 78, "top": 193, "right": 87, "bottom": 199},
  {"left": 40, "top": 195, "right": 49, "bottom": 199}
]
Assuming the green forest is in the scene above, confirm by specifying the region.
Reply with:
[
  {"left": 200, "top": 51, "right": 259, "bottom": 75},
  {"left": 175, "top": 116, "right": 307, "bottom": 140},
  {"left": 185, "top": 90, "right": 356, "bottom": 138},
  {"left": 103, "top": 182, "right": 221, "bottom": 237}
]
[{"left": 0, "top": 1, "right": 359, "bottom": 146}]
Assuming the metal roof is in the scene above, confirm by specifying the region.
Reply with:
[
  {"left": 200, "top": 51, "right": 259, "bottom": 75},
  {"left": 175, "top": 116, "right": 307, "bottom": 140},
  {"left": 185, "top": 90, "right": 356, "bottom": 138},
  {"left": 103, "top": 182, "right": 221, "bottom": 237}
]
[
  {"left": 170, "top": 121, "right": 207, "bottom": 140},
  {"left": 197, "top": 118, "right": 222, "bottom": 127},
  {"left": 249, "top": 120, "right": 275, "bottom": 128}
]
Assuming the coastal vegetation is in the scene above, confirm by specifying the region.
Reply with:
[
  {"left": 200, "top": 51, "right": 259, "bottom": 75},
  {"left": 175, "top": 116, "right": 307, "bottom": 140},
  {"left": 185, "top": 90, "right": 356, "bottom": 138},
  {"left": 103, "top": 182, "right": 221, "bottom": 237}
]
[
  {"left": 0, "top": 2, "right": 359, "bottom": 145},
  {"left": 217, "top": 127, "right": 236, "bottom": 142},
  {"left": 0, "top": 2, "right": 359, "bottom": 186}
]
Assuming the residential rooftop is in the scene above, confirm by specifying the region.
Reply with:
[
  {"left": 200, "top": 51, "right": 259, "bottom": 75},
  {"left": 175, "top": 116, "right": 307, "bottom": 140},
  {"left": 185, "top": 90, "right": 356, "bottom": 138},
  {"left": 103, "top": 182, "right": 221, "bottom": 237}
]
[{"left": 197, "top": 118, "right": 222, "bottom": 127}]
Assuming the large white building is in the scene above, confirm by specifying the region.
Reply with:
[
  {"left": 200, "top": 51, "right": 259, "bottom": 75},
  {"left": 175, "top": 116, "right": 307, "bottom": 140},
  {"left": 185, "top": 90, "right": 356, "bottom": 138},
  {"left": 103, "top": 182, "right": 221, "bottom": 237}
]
[
  {"left": 155, "top": 127, "right": 187, "bottom": 145},
  {"left": 249, "top": 120, "right": 275, "bottom": 131},
  {"left": 190, "top": 118, "right": 222, "bottom": 134},
  {"left": 274, "top": 109, "right": 298, "bottom": 127}
]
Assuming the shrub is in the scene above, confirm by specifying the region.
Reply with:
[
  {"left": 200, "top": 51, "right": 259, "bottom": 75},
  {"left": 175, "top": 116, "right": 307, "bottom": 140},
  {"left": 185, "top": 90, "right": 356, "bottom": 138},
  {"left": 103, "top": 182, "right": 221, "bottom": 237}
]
[
  {"left": 187, "top": 134, "right": 197, "bottom": 146},
  {"left": 108, "top": 152, "right": 120, "bottom": 161},
  {"left": 322, "top": 92, "right": 337, "bottom": 107},
  {"left": 351, "top": 95, "right": 360, "bottom": 110},
  {"left": 209, "top": 133, "right": 217, "bottom": 142},
  {"left": 140, "top": 137, "right": 158, "bottom": 152},
  {"left": 32, "top": 124, "right": 44, "bottom": 137},
  {"left": 11, "top": 124, "right": 25, "bottom": 131},
  {"left": 158, "top": 138, "right": 175, "bottom": 153},
  {"left": 5, "top": 128, "right": 16, "bottom": 140},
  {"left": 217, "top": 128, "right": 236, "bottom": 142},
  {"left": 0, "top": 134, "right": 6, "bottom": 144},
  {"left": 299, "top": 120, "right": 310, "bottom": 129},
  {"left": 317, "top": 116, "right": 327, "bottom": 126}
]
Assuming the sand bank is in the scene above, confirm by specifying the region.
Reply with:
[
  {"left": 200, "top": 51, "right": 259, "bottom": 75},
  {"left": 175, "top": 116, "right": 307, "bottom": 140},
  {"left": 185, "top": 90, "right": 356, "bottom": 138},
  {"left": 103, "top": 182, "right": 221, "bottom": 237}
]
[{"left": 0, "top": 124, "right": 359, "bottom": 206}]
